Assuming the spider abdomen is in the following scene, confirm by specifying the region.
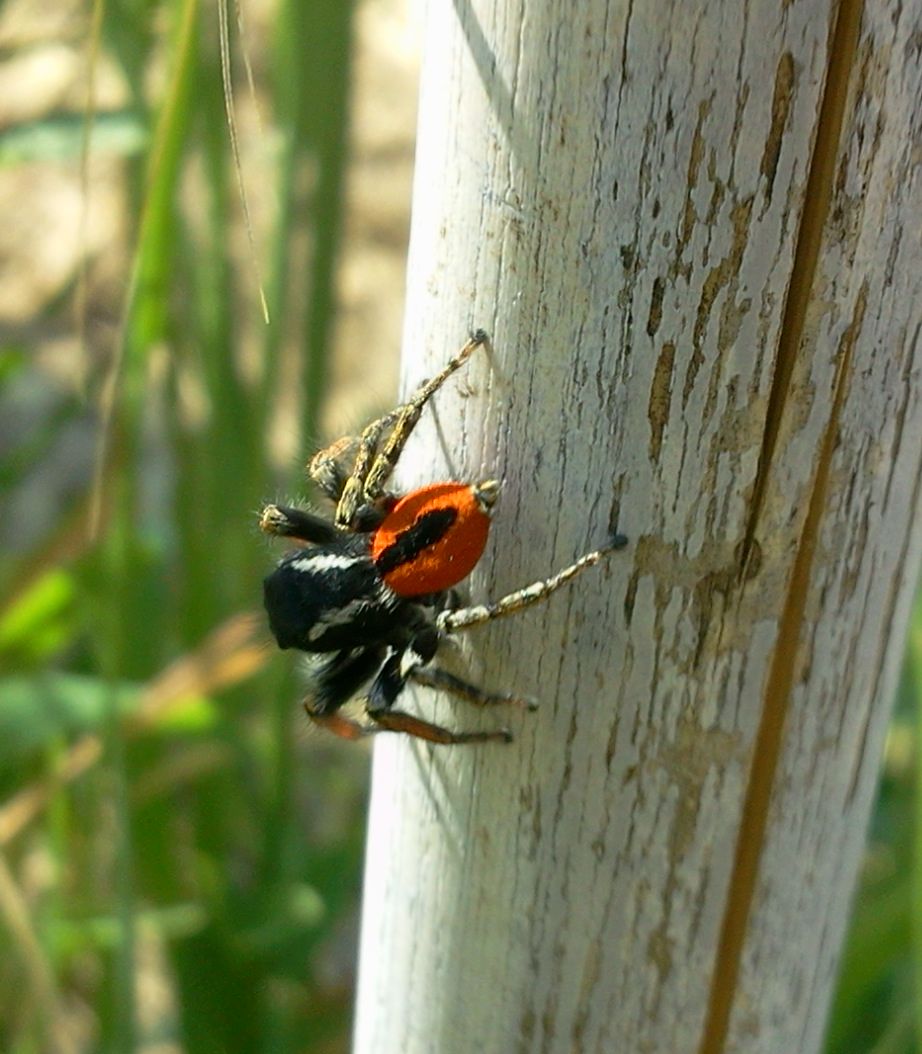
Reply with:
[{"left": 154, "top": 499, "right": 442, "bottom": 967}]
[{"left": 371, "top": 481, "right": 497, "bottom": 597}]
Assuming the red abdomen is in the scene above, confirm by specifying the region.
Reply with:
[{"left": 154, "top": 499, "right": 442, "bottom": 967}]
[{"left": 372, "top": 482, "right": 492, "bottom": 596}]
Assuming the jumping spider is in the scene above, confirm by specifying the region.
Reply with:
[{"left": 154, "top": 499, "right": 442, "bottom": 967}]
[{"left": 260, "top": 331, "right": 627, "bottom": 744}]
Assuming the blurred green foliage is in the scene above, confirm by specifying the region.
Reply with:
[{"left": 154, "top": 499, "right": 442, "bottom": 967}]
[
  {"left": 824, "top": 604, "right": 922, "bottom": 1054},
  {"left": 0, "top": 2, "right": 918, "bottom": 1053},
  {"left": 0, "top": 0, "right": 363, "bottom": 1051}
]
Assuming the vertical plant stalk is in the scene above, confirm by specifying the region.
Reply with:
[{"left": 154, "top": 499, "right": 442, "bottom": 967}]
[{"left": 353, "top": 1, "right": 922, "bottom": 1053}]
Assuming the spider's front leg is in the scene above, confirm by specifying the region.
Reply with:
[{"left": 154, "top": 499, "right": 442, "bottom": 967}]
[
  {"left": 306, "top": 413, "right": 404, "bottom": 529},
  {"left": 331, "top": 410, "right": 403, "bottom": 528},
  {"left": 258, "top": 503, "right": 340, "bottom": 543},
  {"left": 307, "top": 434, "right": 362, "bottom": 507},
  {"left": 335, "top": 330, "right": 488, "bottom": 530}
]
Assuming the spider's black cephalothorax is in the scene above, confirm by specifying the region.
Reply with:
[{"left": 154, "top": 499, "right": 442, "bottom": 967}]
[{"left": 260, "top": 332, "right": 627, "bottom": 745}]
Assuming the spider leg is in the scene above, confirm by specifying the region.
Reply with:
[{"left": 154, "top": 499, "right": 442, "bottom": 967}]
[
  {"left": 314, "top": 412, "right": 401, "bottom": 517},
  {"left": 436, "top": 533, "right": 629, "bottom": 634},
  {"left": 259, "top": 503, "right": 340, "bottom": 544},
  {"left": 307, "top": 428, "right": 406, "bottom": 519},
  {"left": 410, "top": 666, "right": 537, "bottom": 711},
  {"left": 335, "top": 330, "right": 488, "bottom": 528},
  {"left": 362, "top": 331, "right": 487, "bottom": 501},
  {"left": 305, "top": 707, "right": 376, "bottom": 741},
  {"left": 370, "top": 708, "right": 512, "bottom": 745},
  {"left": 308, "top": 435, "right": 361, "bottom": 505},
  {"left": 365, "top": 644, "right": 511, "bottom": 744},
  {"left": 301, "top": 647, "right": 386, "bottom": 740}
]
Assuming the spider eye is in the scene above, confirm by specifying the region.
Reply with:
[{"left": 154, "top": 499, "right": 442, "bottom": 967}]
[{"left": 371, "top": 482, "right": 495, "bottom": 596}]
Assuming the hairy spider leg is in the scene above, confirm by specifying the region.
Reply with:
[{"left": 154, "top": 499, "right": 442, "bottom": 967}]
[
  {"left": 309, "top": 402, "right": 428, "bottom": 510},
  {"left": 370, "top": 708, "right": 512, "bottom": 745},
  {"left": 363, "top": 640, "right": 511, "bottom": 744},
  {"left": 305, "top": 707, "right": 374, "bottom": 741},
  {"left": 436, "top": 533, "right": 629, "bottom": 634},
  {"left": 258, "top": 503, "right": 340, "bottom": 543},
  {"left": 311, "top": 647, "right": 387, "bottom": 713},
  {"left": 335, "top": 330, "right": 488, "bottom": 528},
  {"left": 307, "top": 434, "right": 363, "bottom": 506},
  {"left": 409, "top": 666, "right": 536, "bottom": 711},
  {"left": 360, "top": 331, "right": 487, "bottom": 501},
  {"left": 314, "top": 409, "right": 402, "bottom": 514},
  {"left": 307, "top": 702, "right": 500, "bottom": 744},
  {"left": 301, "top": 647, "right": 386, "bottom": 741},
  {"left": 406, "top": 536, "right": 627, "bottom": 729},
  {"left": 303, "top": 667, "right": 514, "bottom": 745}
]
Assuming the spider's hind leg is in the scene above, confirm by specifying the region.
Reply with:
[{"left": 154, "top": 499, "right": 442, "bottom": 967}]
[
  {"left": 306, "top": 707, "right": 376, "bottom": 741},
  {"left": 410, "top": 666, "right": 536, "bottom": 712},
  {"left": 369, "top": 708, "right": 512, "bottom": 745},
  {"left": 365, "top": 641, "right": 511, "bottom": 744},
  {"left": 302, "top": 647, "right": 385, "bottom": 741}
]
